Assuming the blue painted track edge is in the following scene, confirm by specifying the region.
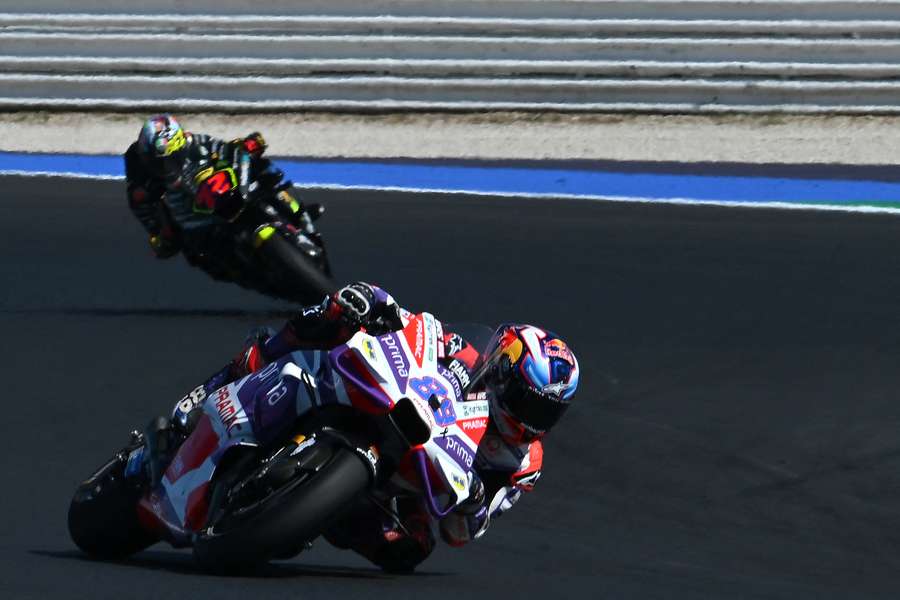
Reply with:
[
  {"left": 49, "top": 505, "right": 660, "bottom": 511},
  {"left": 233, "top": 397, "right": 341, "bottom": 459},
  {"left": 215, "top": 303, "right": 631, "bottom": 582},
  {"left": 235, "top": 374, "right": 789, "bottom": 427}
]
[{"left": 3, "top": 151, "right": 900, "bottom": 214}]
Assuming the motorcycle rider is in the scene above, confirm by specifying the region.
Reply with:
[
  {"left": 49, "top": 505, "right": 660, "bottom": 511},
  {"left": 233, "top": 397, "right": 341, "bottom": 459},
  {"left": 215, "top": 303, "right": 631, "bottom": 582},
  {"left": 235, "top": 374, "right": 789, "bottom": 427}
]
[
  {"left": 123, "top": 114, "right": 321, "bottom": 281},
  {"left": 162, "top": 282, "right": 580, "bottom": 572}
]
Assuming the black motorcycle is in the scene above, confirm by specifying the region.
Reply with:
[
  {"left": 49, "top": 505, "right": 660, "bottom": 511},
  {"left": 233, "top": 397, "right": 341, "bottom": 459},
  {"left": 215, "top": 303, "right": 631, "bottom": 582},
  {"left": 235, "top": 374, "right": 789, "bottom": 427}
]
[{"left": 166, "top": 156, "right": 334, "bottom": 305}]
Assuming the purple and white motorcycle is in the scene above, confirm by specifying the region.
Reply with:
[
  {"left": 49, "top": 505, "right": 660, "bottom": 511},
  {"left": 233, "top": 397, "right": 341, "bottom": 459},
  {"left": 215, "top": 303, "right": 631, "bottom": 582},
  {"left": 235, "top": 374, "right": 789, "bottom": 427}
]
[{"left": 68, "top": 312, "right": 490, "bottom": 571}]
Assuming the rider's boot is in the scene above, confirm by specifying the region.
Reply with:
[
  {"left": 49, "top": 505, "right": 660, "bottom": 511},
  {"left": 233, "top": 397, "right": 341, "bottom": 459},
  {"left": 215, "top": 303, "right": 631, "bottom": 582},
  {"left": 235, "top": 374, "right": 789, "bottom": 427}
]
[{"left": 323, "top": 496, "right": 435, "bottom": 573}]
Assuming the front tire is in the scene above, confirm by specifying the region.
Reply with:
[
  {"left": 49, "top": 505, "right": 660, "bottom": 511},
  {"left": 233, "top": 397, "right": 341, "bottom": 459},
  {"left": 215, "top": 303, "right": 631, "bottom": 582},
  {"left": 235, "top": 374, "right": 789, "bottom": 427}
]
[
  {"left": 67, "top": 454, "right": 156, "bottom": 559},
  {"left": 255, "top": 229, "right": 335, "bottom": 304},
  {"left": 193, "top": 446, "right": 369, "bottom": 571}
]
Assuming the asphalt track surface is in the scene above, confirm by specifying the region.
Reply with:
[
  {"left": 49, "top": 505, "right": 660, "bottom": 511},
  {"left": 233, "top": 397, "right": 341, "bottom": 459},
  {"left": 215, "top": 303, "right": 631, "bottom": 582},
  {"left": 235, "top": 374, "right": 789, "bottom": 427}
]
[{"left": 4, "top": 175, "right": 900, "bottom": 599}]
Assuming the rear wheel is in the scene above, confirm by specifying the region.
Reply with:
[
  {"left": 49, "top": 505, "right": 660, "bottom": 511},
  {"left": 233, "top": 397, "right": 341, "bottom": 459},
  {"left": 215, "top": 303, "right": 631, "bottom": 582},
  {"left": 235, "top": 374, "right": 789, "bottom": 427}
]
[
  {"left": 67, "top": 451, "right": 156, "bottom": 559},
  {"left": 193, "top": 444, "right": 369, "bottom": 572}
]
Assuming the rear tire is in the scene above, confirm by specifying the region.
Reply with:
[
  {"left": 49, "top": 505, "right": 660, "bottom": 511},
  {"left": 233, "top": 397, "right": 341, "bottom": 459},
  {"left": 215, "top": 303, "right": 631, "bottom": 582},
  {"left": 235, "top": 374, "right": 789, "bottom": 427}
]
[
  {"left": 67, "top": 455, "right": 156, "bottom": 559},
  {"left": 193, "top": 446, "right": 369, "bottom": 571}
]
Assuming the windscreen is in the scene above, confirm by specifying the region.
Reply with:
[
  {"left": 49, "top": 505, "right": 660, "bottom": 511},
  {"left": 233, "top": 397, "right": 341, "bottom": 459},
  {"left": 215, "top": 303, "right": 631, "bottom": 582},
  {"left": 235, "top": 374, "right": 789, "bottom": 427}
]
[{"left": 444, "top": 322, "right": 495, "bottom": 359}]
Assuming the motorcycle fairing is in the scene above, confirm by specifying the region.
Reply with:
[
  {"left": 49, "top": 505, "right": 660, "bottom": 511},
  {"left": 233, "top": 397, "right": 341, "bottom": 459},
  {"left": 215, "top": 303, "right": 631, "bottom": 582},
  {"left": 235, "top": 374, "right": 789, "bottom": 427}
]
[
  {"left": 144, "top": 312, "right": 492, "bottom": 542},
  {"left": 140, "top": 351, "right": 333, "bottom": 543},
  {"left": 330, "top": 313, "right": 490, "bottom": 517}
]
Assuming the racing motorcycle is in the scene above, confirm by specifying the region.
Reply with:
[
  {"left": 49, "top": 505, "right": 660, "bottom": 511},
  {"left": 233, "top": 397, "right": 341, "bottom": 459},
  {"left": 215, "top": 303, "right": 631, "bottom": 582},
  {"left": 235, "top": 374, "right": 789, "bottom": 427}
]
[
  {"left": 68, "top": 312, "right": 491, "bottom": 571},
  {"left": 172, "top": 153, "right": 334, "bottom": 305}
]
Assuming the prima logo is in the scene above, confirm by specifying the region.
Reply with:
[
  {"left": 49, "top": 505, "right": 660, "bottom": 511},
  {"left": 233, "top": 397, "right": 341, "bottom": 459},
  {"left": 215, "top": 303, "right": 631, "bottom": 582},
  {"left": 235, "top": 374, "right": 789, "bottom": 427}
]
[
  {"left": 381, "top": 335, "right": 409, "bottom": 378},
  {"left": 439, "top": 365, "right": 463, "bottom": 402},
  {"left": 444, "top": 436, "right": 474, "bottom": 468}
]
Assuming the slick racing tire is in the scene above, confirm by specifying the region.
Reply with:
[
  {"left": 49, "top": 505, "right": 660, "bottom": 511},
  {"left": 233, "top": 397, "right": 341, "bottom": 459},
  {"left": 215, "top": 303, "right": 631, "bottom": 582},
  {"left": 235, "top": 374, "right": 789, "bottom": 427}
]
[
  {"left": 193, "top": 446, "right": 369, "bottom": 572},
  {"left": 256, "top": 229, "right": 335, "bottom": 305},
  {"left": 68, "top": 453, "right": 156, "bottom": 559}
]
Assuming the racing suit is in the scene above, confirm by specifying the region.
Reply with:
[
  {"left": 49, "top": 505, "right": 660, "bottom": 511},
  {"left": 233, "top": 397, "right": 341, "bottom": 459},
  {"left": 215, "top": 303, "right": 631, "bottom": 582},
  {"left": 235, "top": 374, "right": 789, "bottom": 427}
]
[
  {"left": 124, "top": 131, "right": 271, "bottom": 275},
  {"left": 170, "top": 284, "right": 543, "bottom": 572}
]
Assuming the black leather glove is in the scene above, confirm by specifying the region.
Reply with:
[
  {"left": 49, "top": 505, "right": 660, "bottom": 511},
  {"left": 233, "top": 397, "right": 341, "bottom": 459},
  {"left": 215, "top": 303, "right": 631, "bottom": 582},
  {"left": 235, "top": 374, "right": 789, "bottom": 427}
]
[
  {"left": 333, "top": 282, "right": 379, "bottom": 328},
  {"left": 332, "top": 282, "right": 402, "bottom": 333}
]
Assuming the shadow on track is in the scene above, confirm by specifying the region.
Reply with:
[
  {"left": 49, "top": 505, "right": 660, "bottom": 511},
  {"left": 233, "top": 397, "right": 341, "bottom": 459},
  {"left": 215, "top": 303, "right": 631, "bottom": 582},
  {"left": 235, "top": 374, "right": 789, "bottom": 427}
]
[
  {"left": 0, "top": 308, "right": 297, "bottom": 319},
  {"left": 29, "top": 549, "right": 449, "bottom": 580}
]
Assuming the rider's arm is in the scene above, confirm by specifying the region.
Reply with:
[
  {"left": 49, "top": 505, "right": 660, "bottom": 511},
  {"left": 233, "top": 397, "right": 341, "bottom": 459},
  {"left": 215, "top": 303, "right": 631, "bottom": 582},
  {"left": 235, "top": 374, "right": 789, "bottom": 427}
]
[
  {"left": 192, "top": 132, "right": 266, "bottom": 170},
  {"left": 182, "top": 132, "right": 271, "bottom": 218},
  {"left": 439, "top": 439, "right": 544, "bottom": 547},
  {"left": 195, "top": 131, "right": 266, "bottom": 163},
  {"left": 124, "top": 142, "right": 164, "bottom": 235},
  {"left": 124, "top": 143, "right": 180, "bottom": 258},
  {"left": 229, "top": 283, "right": 403, "bottom": 380},
  {"left": 270, "top": 282, "right": 403, "bottom": 353},
  {"left": 217, "top": 296, "right": 348, "bottom": 385},
  {"left": 264, "top": 295, "right": 355, "bottom": 355},
  {"left": 484, "top": 439, "right": 544, "bottom": 518}
]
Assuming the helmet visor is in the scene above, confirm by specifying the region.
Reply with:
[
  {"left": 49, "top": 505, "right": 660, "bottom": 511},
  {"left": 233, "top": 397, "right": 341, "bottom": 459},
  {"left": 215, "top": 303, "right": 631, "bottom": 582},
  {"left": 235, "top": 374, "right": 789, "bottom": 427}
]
[
  {"left": 499, "top": 378, "right": 570, "bottom": 434},
  {"left": 160, "top": 153, "right": 184, "bottom": 178},
  {"left": 141, "top": 150, "right": 184, "bottom": 180},
  {"left": 464, "top": 322, "right": 522, "bottom": 393}
]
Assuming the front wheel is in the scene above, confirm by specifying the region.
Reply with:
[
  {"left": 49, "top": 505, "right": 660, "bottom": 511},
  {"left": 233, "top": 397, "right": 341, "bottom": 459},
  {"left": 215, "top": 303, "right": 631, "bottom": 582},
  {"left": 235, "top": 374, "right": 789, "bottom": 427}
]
[
  {"left": 193, "top": 445, "right": 369, "bottom": 571},
  {"left": 254, "top": 227, "right": 335, "bottom": 305},
  {"left": 67, "top": 451, "right": 156, "bottom": 559}
]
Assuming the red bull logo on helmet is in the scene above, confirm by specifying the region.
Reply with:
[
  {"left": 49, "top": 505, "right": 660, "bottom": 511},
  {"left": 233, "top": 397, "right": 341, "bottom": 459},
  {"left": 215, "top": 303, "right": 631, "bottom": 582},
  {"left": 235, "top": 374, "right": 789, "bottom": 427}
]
[{"left": 544, "top": 338, "right": 575, "bottom": 365}]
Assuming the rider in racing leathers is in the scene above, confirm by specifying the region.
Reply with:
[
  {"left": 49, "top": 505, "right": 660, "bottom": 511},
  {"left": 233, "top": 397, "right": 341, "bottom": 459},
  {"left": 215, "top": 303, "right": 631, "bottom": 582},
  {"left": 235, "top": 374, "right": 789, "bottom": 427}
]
[
  {"left": 124, "top": 114, "right": 319, "bottom": 282},
  {"left": 162, "top": 282, "right": 580, "bottom": 572}
]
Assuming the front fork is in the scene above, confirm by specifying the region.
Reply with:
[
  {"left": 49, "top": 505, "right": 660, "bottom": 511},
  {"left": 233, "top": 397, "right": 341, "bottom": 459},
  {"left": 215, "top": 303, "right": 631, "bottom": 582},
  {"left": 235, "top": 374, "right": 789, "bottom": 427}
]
[{"left": 254, "top": 189, "right": 331, "bottom": 272}]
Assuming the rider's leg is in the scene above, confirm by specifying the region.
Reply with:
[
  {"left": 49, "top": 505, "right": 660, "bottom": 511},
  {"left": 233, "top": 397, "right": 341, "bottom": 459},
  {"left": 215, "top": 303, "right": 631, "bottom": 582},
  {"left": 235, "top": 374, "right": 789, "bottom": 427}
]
[
  {"left": 172, "top": 325, "right": 276, "bottom": 426},
  {"left": 323, "top": 496, "right": 436, "bottom": 573}
]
